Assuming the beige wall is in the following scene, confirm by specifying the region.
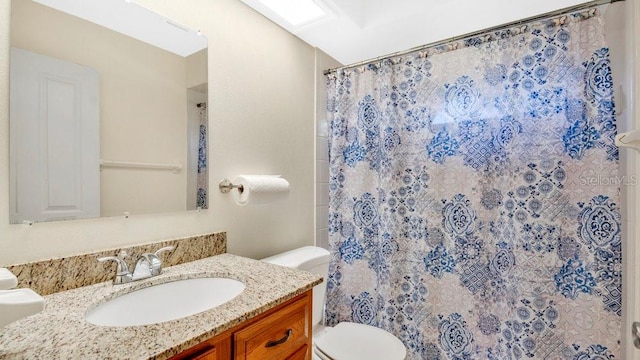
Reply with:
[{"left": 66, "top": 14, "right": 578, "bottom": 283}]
[
  {"left": 0, "top": 0, "right": 316, "bottom": 265},
  {"left": 186, "top": 49, "right": 208, "bottom": 89},
  {"left": 10, "top": 0, "right": 188, "bottom": 217},
  {"left": 603, "top": 2, "right": 638, "bottom": 358}
]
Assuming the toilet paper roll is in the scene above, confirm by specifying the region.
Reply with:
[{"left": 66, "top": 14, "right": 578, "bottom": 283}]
[{"left": 232, "top": 175, "right": 290, "bottom": 206}]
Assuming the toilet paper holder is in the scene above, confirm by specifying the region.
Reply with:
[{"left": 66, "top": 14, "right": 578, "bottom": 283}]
[{"left": 219, "top": 179, "right": 244, "bottom": 194}]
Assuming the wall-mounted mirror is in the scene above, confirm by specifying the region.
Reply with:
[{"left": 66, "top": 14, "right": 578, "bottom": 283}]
[{"left": 9, "top": 0, "right": 208, "bottom": 224}]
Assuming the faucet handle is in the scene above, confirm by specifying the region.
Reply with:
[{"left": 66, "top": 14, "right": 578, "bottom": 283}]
[
  {"left": 98, "top": 251, "right": 132, "bottom": 284},
  {"left": 98, "top": 251, "right": 129, "bottom": 274},
  {"left": 154, "top": 246, "right": 175, "bottom": 257},
  {"left": 145, "top": 246, "right": 175, "bottom": 276},
  {"left": 132, "top": 253, "right": 156, "bottom": 280}
]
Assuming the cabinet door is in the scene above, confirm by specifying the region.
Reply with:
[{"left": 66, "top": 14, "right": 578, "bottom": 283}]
[
  {"left": 234, "top": 296, "right": 310, "bottom": 360},
  {"left": 170, "top": 335, "right": 231, "bottom": 360},
  {"left": 191, "top": 346, "right": 217, "bottom": 360},
  {"left": 286, "top": 345, "right": 308, "bottom": 360}
]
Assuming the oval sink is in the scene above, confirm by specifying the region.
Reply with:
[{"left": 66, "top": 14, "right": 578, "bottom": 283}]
[{"left": 85, "top": 277, "right": 245, "bottom": 327}]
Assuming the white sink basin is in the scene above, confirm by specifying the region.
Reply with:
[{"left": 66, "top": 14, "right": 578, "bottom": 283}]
[{"left": 85, "top": 277, "right": 245, "bottom": 327}]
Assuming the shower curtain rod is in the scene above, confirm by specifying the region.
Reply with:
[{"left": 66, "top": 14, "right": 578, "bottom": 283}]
[{"left": 323, "top": 0, "right": 625, "bottom": 76}]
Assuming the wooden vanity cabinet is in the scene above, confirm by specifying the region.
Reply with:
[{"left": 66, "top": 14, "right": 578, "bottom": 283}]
[
  {"left": 170, "top": 334, "right": 232, "bottom": 360},
  {"left": 170, "top": 290, "right": 312, "bottom": 360}
]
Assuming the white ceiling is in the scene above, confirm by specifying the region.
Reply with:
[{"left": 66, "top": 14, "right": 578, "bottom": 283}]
[
  {"left": 241, "top": 0, "right": 594, "bottom": 66},
  {"left": 33, "top": 0, "right": 207, "bottom": 57}
]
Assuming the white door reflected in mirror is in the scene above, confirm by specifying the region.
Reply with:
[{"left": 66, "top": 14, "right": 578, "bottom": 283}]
[{"left": 10, "top": 48, "right": 100, "bottom": 224}]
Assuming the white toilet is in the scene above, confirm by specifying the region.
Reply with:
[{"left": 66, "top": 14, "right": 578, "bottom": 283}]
[{"left": 262, "top": 246, "right": 407, "bottom": 360}]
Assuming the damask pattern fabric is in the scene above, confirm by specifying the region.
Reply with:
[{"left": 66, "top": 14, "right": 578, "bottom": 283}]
[
  {"left": 197, "top": 102, "right": 208, "bottom": 209},
  {"left": 326, "top": 10, "right": 620, "bottom": 360}
]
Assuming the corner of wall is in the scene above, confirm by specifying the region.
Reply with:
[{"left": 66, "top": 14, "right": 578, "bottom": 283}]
[
  {"left": 314, "top": 49, "right": 341, "bottom": 250},
  {"left": 604, "top": 0, "right": 640, "bottom": 358}
]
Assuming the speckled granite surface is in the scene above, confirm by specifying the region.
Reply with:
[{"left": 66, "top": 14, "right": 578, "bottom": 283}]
[
  {"left": 7, "top": 232, "right": 227, "bottom": 296},
  {"left": 0, "top": 253, "right": 322, "bottom": 359}
]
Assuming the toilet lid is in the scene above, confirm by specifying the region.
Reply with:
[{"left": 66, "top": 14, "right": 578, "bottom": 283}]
[{"left": 315, "top": 322, "right": 406, "bottom": 360}]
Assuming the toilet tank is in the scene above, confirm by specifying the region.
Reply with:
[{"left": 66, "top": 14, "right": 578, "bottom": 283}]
[{"left": 261, "top": 246, "right": 330, "bottom": 328}]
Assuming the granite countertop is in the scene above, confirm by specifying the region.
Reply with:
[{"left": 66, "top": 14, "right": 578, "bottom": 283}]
[{"left": 0, "top": 254, "right": 322, "bottom": 359}]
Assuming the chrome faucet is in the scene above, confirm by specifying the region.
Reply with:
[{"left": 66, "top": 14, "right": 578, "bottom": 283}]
[{"left": 98, "top": 246, "right": 175, "bottom": 285}]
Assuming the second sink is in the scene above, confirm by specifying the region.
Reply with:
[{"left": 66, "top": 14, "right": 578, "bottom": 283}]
[{"left": 85, "top": 277, "right": 245, "bottom": 327}]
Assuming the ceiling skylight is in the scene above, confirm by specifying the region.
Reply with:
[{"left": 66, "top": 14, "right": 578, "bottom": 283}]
[{"left": 252, "top": 0, "right": 329, "bottom": 27}]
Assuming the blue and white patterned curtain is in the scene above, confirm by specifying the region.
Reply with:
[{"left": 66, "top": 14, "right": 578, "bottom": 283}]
[
  {"left": 197, "top": 102, "right": 208, "bottom": 209},
  {"left": 326, "top": 9, "right": 620, "bottom": 360}
]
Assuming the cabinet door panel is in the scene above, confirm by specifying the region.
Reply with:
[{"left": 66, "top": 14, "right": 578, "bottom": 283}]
[
  {"left": 286, "top": 345, "right": 309, "bottom": 360},
  {"left": 191, "top": 346, "right": 216, "bottom": 360},
  {"left": 170, "top": 335, "right": 231, "bottom": 360},
  {"left": 234, "top": 297, "right": 310, "bottom": 360}
]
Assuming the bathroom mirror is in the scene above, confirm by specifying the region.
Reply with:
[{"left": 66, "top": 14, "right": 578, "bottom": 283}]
[{"left": 9, "top": 0, "right": 208, "bottom": 224}]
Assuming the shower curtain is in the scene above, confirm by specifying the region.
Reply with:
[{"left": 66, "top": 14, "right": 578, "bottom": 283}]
[
  {"left": 197, "top": 102, "right": 208, "bottom": 209},
  {"left": 326, "top": 9, "right": 621, "bottom": 360}
]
